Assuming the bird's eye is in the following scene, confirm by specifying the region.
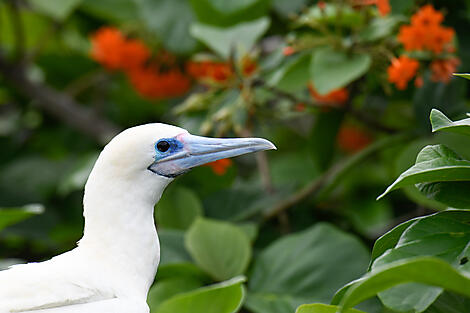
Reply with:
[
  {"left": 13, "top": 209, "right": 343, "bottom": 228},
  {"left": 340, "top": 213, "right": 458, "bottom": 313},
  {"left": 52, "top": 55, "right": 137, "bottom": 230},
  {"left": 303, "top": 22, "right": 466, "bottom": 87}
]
[{"left": 157, "top": 140, "right": 170, "bottom": 152}]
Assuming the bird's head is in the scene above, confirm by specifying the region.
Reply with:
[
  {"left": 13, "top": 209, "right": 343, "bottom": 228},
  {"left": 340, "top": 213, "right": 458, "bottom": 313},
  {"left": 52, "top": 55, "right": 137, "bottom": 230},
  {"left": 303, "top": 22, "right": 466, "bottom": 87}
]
[{"left": 97, "top": 123, "right": 276, "bottom": 183}]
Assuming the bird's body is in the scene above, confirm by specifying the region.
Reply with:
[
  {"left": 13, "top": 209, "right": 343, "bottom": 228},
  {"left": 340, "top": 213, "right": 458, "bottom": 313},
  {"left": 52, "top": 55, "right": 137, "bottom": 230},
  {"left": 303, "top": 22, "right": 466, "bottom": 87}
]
[{"left": 0, "top": 123, "right": 275, "bottom": 313}]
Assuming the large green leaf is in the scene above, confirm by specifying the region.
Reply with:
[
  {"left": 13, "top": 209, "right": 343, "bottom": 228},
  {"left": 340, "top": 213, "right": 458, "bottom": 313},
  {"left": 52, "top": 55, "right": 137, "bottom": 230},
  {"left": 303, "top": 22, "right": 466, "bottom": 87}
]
[
  {"left": 159, "top": 230, "right": 192, "bottom": 265},
  {"left": 185, "top": 218, "right": 251, "bottom": 281},
  {"left": 0, "top": 204, "right": 44, "bottom": 231},
  {"left": 364, "top": 211, "right": 470, "bottom": 312},
  {"left": 296, "top": 303, "right": 365, "bottom": 313},
  {"left": 80, "top": 0, "right": 139, "bottom": 22},
  {"left": 453, "top": 73, "right": 470, "bottom": 80},
  {"left": 148, "top": 277, "right": 204, "bottom": 313},
  {"left": 29, "top": 0, "right": 82, "bottom": 20},
  {"left": 310, "top": 48, "right": 371, "bottom": 95},
  {"left": 136, "top": 0, "right": 198, "bottom": 54},
  {"left": 377, "top": 145, "right": 470, "bottom": 199},
  {"left": 267, "top": 53, "right": 311, "bottom": 93},
  {"left": 190, "top": 17, "right": 270, "bottom": 59},
  {"left": 337, "top": 257, "right": 470, "bottom": 312},
  {"left": 156, "top": 186, "right": 203, "bottom": 230},
  {"left": 155, "top": 276, "right": 246, "bottom": 313},
  {"left": 430, "top": 109, "right": 470, "bottom": 137},
  {"left": 246, "top": 223, "right": 370, "bottom": 313},
  {"left": 189, "top": 0, "right": 270, "bottom": 27},
  {"left": 416, "top": 181, "right": 470, "bottom": 210},
  {"left": 369, "top": 218, "right": 418, "bottom": 267}
]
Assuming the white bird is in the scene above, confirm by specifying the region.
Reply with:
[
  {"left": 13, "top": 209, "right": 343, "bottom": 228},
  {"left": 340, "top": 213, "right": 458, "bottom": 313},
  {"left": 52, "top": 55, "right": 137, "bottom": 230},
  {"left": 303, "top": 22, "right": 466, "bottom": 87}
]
[{"left": 0, "top": 123, "right": 275, "bottom": 313}]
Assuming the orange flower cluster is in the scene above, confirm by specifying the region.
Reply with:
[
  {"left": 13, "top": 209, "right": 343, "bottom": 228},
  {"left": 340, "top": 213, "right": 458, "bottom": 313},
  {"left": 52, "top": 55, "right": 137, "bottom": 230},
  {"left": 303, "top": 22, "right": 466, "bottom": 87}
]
[
  {"left": 337, "top": 125, "right": 372, "bottom": 153},
  {"left": 187, "top": 56, "right": 257, "bottom": 85},
  {"left": 430, "top": 57, "right": 460, "bottom": 83},
  {"left": 351, "top": 0, "right": 391, "bottom": 16},
  {"left": 387, "top": 56, "right": 420, "bottom": 90},
  {"left": 205, "top": 159, "right": 233, "bottom": 175},
  {"left": 90, "top": 27, "right": 150, "bottom": 71},
  {"left": 90, "top": 27, "right": 190, "bottom": 99},
  {"left": 308, "top": 84, "right": 349, "bottom": 107},
  {"left": 398, "top": 5, "right": 454, "bottom": 54},
  {"left": 187, "top": 61, "right": 234, "bottom": 84},
  {"left": 388, "top": 5, "right": 459, "bottom": 90}
]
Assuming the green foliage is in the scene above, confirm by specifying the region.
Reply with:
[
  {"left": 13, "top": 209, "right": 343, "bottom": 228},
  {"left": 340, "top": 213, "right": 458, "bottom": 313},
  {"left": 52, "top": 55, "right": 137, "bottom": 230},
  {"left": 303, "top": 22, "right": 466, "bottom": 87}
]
[
  {"left": 29, "top": 0, "right": 82, "bottom": 20},
  {"left": 2, "top": 1, "right": 470, "bottom": 313},
  {"left": 246, "top": 223, "right": 370, "bottom": 313},
  {"left": 185, "top": 218, "right": 251, "bottom": 281},
  {"left": 310, "top": 47, "right": 372, "bottom": 94},
  {"left": 153, "top": 276, "right": 245, "bottom": 313},
  {"left": 190, "top": 17, "right": 270, "bottom": 59},
  {"left": 0, "top": 204, "right": 44, "bottom": 231},
  {"left": 296, "top": 303, "right": 365, "bottom": 313},
  {"left": 156, "top": 186, "right": 203, "bottom": 230}
]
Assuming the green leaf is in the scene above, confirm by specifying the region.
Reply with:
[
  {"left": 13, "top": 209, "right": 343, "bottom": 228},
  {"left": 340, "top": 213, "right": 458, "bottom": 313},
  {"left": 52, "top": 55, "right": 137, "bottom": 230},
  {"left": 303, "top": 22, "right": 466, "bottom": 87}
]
[
  {"left": 247, "top": 223, "right": 370, "bottom": 313},
  {"left": 80, "top": 0, "right": 139, "bottom": 22},
  {"left": 358, "top": 16, "right": 403, "bottom": 42},
  {"left": 296, "top": 303, "right": 365, "bottom": 313},
  {"left": 156, "top": 186, "right": 203, "bottom": 230},
  {"left": 369, "top": 218, "right": 418, "bottom": 267},
  {"left": 272, "top": 0, "right": 308, "bottom": 18},
  {"left": 310, "top": 47, "right": 371, "bottom": 95},
  {"left": 378, "top": 145, "right": 470, "bottom": 199},
  {"left": 159, "top": 230, "right": 192, "bottom": 266},
  {"left": 29, "top": 0, "right": 82, "bottom": 20},
  {"left": 58, "top": 152, "right": 98, "bottom": 196},
  {"left": 370, "top": 210, "right": 470, "bottom": 312},
  {"left": 298, "top": 4, "right": 364, "bottom": 28},
  {"left": 338, "top": 257, "right": 470, "bottom": 312},
  {"left": 155, "top": 276, "right": 246, "bottom": 313},
  {"left": 0, "top": 204, "right": 44, "bottom": 231},
  {"left": 189, "top": 0, "right": 270, "bottom": 27},
  {"left": 148, "top": 277, "right": 204, "bottom": 313},
  {"left": 430, "top": 109, "right": 470, "bottom": 137},
  {"left": 416, "top": 181, "right": 470, "bottom": 210},
  {"left": 185, "top": 218, "right": 251, "bottom": 281},
  {"left": 190, "top": 17, "right": 270, "bottom": 59},
  {"left": 136, "top": 0, "right": 198, "bottom": 54},
  {"left": 268, "top": 53, "right": 311, "bottom": 93},
  {"left": 453, "top": 73, "right": 470, "bottom": 80}
]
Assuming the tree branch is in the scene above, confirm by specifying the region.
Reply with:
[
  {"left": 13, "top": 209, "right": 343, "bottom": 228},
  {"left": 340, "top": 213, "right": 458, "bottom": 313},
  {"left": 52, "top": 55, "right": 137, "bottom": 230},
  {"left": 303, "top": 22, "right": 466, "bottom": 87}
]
[
  {"left": 263, "top": 132, "right": 412, "bottom": 220},
  {"left": 0, "top": 52, "right": 120, "bottom": 144}
]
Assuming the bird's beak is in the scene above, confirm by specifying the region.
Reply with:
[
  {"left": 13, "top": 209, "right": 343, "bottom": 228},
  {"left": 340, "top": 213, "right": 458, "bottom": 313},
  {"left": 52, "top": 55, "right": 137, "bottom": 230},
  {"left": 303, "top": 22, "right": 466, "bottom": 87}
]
[{"left": 148, "top": 133, "right": 276, "bottom": 177}]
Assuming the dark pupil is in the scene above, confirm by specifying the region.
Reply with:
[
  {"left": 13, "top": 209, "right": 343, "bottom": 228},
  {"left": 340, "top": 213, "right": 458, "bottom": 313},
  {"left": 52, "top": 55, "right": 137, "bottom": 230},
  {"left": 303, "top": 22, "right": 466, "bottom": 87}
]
[{"left": 157, "top": 141, "right": 170, "bottom": 152}]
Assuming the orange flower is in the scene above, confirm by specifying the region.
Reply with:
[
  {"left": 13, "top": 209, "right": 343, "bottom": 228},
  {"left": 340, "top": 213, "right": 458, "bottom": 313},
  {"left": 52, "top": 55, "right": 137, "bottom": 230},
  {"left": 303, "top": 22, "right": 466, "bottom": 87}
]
[
  {"left": 90, "top": 27, "right": 127, "bottom": 70},
  {"left": 186, "top": 61, "right": 234, "bottom": 84},
  {"left": 397, "top": 5, "right": 454, "bottom": 54},
  {"left": 410, "top": 4, "right": 443, "bottom": 27},
  {"left": 430, "top": 57, "right": 460, "bottom": 83},
  {"left": 241, "top": 56, "right": 257, "bottom": 77},
  {"left": 283, "top": 46, "right": 296, "bottom": 56},
  {"left": 414, "top": 75, "right": 424, "bottom": 88},
  {"left": 128, "top": 65, "right": 191, "bottom": 99},
  {"left": 376, "top": 0, "right": 391, "bottom": 16},
  {"left": 205, "top": 159, "right": 232, "bottom": 175},
  {"left": 90, "top": 27, "right": 150, "bottom": 71},
  {"left": 337, "top": 125, "right": 372, "bottom": 153},
  {"left": 387, "top": 56, "right": 419, "bottom": 90},
  {"left": 308, "top": 84, "right": 349, "bottom": 106},
  {"left": 351, "top": 0, "right": 390, "bottom": 16}
]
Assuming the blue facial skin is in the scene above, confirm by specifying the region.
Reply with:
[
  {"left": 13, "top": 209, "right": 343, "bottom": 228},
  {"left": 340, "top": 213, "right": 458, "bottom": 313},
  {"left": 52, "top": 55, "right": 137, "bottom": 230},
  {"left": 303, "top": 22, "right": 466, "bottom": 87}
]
[{"left": 154, "top": 138, "right": 183, "bottom": 162}]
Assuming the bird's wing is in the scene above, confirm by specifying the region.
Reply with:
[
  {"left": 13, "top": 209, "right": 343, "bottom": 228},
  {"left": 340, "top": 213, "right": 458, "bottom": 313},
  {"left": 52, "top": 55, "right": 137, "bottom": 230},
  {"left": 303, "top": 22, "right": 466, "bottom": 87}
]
[{"left": 0, "top": 257, "right": 116, "bottom": 313}]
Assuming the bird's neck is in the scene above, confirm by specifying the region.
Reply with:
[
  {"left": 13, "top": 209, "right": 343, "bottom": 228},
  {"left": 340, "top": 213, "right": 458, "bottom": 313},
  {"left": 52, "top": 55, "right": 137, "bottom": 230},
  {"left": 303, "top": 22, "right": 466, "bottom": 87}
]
[{"left": 78, "top": 162, "right": 169, "bottom": 298}]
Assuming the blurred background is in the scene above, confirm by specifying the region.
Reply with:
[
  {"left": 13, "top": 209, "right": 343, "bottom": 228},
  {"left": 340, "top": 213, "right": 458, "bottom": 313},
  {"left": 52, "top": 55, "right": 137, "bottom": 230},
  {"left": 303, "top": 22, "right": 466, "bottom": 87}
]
[{"left": 0, "top": 0, "right": 470, "bottom": 312}]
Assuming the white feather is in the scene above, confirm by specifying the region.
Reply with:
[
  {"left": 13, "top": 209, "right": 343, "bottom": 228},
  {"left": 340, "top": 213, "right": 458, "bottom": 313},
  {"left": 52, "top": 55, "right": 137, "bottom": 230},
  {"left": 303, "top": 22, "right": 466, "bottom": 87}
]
[{"left": 0, "top": 124, "right": 188, "bottom": 313}]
